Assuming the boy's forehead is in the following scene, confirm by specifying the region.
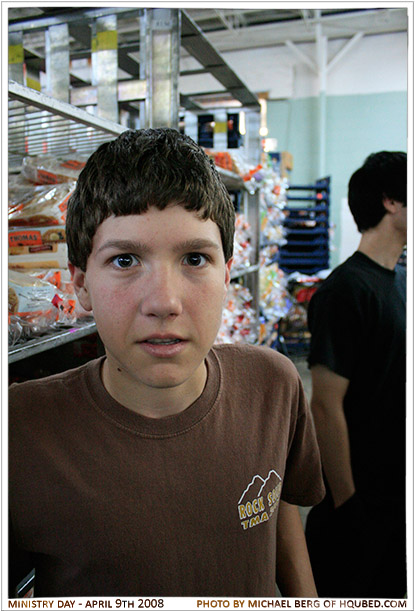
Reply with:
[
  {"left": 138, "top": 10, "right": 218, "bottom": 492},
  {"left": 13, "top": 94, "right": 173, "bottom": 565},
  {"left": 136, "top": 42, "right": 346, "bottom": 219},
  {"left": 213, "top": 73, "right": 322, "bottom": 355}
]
[{"left": 92, "top": 206, "right": 222, "bottom": 249}]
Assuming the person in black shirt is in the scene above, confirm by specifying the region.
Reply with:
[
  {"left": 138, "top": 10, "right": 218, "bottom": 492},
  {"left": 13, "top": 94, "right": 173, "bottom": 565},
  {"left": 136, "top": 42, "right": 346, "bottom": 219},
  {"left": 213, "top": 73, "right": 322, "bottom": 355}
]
[{"left": 306, "top": 151, "right": 407, "bottom": 597}]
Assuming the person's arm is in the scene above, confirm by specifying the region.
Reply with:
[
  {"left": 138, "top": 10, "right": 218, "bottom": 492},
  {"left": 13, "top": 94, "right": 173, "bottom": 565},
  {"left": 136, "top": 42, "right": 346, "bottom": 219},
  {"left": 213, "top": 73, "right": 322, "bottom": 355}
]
[
  {"left": 276, "top": 500, "right": 318, "bottom": 597},
  {"left": 310, "top": 364, "right": 355, "bottom": 508}
]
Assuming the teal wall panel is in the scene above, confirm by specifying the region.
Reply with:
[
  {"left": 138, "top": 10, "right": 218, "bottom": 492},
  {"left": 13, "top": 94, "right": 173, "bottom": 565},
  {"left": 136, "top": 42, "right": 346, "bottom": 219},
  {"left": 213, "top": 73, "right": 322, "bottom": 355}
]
[{"left": 267, "top": 91, "right": 407, "bottom": 267}]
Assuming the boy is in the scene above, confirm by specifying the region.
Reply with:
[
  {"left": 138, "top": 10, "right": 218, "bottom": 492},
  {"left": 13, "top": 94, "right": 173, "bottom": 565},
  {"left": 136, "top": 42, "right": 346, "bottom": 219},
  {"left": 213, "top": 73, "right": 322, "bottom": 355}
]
[
  {"left": 306, "top": 151, "right": 407, "bottom": 597},
  {"left": 10, "top": 128, "right": 325, "bottom": 597}
]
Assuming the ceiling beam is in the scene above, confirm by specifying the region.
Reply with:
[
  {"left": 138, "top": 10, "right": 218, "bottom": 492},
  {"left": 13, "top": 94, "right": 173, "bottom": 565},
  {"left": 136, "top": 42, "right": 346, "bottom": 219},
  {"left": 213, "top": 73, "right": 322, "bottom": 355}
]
[
  {"left": 285, "top": 40, "right": 318, "bottom": 73},
  {"left": 9, "top": 8, "right": 140, "bottom": 33},
  {"left": 327, "top": 32, "right": 364, "bottom": 73},
  {"left": 181, "top": 10, "right": 260, "bottom": 109}
]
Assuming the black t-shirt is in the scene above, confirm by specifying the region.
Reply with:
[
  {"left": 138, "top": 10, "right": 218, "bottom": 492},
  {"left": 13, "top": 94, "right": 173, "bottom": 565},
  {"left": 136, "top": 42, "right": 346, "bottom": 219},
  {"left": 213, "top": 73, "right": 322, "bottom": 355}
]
[{"left": 308, "top": 251, "right": 406, "bottom": 508}]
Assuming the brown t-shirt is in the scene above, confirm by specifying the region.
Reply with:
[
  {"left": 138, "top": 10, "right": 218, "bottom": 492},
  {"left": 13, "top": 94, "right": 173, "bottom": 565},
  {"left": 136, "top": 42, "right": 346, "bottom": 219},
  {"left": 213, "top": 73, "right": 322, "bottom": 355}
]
[{"left": 9, "top": 343, "right": 324, "bottom": 597}]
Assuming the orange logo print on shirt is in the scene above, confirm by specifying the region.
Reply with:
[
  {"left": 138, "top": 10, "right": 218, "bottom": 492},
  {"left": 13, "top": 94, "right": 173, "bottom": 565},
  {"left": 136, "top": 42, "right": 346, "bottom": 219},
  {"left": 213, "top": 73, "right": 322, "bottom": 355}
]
[{"left": 237, "top": 470, "right": 282, "bottom": 531}]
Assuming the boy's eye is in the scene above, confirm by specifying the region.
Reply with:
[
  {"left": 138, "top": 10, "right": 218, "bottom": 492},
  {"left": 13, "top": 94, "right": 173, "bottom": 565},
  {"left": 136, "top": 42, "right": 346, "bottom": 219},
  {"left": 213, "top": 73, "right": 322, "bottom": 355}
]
[
  {"left": 183, "top": 253, "right": 208, "bottom": 267},
  {"left": 112, "top": 254, "right": 140, "bottom": 269}
]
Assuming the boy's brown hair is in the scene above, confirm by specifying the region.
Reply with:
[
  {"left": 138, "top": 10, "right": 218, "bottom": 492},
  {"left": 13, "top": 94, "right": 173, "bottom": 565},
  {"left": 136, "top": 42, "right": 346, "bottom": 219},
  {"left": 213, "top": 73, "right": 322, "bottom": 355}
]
[{"left": 66, "top": 128, "right": 235, "bottom": 271}]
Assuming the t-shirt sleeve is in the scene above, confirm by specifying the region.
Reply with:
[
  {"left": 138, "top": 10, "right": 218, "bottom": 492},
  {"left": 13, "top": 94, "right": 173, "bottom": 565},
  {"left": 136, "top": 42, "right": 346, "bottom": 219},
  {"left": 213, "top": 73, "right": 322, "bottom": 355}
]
[
  {"left": 281, "top": 375, "right": 325, "bottom": 506},
  {"left": 307, "top": 284, "right": 366, "bottom": 380}
]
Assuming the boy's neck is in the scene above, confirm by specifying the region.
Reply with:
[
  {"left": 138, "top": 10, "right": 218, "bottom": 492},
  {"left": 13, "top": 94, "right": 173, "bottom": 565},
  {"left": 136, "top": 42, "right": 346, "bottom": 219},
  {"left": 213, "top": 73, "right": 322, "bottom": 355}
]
[
  {"left": 101, "top": 357, "right": 208, "bottom": 418},
  {"left": 357, "top": 225, "right": 405, "bottom": 271}
]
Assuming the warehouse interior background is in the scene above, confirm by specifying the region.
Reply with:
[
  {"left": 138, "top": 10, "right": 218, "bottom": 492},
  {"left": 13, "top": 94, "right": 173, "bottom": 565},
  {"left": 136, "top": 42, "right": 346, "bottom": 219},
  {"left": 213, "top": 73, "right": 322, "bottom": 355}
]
[
  {"left": 7, "top": 4, "right": 409, "bottom": 269},
  {"left": 6, "top": 5, "right": 411, "bottom": 601},
  {"left": 181, "top": 6, "right": 408, "bottom": 267},
  {"left": 7, "top": 3, "right": 410, "bottom": 383}
]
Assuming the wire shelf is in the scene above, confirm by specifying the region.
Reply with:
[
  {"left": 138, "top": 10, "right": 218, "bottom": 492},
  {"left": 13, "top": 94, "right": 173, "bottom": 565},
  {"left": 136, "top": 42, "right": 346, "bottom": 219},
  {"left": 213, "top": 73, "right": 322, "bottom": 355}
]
[{"left": 8, "top": 81, "right": 126, "bottom": 170}]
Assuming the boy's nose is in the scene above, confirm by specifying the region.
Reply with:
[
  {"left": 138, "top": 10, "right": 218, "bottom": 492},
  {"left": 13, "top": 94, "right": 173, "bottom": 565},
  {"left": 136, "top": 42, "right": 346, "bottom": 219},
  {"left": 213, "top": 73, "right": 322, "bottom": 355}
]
[{"left": 140, "top": 268, "right": 183, "bottom": 319}]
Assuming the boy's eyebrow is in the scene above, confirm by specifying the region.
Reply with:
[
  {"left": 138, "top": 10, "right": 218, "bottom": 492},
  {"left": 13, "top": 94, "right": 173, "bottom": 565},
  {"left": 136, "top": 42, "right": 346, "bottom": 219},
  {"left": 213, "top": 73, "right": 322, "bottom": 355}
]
[
  {"left": 174, "top": 239, "right": 221, "bottom": 252},
  {"left": 95, "top": 238, "right": 221, "bottom": 254},
  {"left": 96, "top": 240, "right": 151, "bottom": 255}
]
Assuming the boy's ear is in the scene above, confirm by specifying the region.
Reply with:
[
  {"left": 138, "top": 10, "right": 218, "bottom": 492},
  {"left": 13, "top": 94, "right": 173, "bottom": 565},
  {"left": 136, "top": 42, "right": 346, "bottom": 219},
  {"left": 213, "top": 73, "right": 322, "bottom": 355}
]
[
  {"left": 68, "top": 263, "right": 93, "bottom": 312},
  {"left": 383, "top": 196, "right": 404, "bottom": 215},
  {"left": 224, "top": 258, "right": 233, "bottom": 291}
]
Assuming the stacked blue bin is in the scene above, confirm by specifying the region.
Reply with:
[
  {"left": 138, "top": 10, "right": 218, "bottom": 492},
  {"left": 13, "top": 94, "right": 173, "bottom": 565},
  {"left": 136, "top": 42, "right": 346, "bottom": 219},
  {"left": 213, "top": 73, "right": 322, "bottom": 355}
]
[{"left": 278, "top": 177, "right": 330, "bottom": 275}]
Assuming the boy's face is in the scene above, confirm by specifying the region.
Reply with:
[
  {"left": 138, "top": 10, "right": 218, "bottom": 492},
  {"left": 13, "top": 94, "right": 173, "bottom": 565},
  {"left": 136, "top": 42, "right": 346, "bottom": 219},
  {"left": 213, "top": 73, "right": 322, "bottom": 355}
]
[{"left": 70, "top": 205, "right": 232, "bottom": 405}]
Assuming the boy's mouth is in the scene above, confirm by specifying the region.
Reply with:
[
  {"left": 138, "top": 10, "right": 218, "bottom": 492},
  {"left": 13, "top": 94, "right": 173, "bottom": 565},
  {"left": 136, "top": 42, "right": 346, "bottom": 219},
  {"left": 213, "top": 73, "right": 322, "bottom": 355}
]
[
  {"left": 145, "top": 338, "right": 182, "bottom": 345},
  {"left": 139, "top": 335, "right": 187, "bottom": 358}
]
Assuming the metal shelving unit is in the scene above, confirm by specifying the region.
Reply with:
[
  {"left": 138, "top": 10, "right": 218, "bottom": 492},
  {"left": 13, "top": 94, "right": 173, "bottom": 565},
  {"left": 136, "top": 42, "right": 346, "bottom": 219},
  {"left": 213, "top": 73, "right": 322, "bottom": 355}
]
[
  {"left": 8, "top": 6, "right": 262, "bottom": 363},
  {"left": 8, "top": 81, "right": 124, "bottom": 363},
  {"left": 9, "top": 80, "right": 126, "bottom": 171},
  {"left": 8, "top": 321, "right": 97, "bottom": 364},
  {"left": 8, "top": 81, "right": 261, "bottom": 362}
]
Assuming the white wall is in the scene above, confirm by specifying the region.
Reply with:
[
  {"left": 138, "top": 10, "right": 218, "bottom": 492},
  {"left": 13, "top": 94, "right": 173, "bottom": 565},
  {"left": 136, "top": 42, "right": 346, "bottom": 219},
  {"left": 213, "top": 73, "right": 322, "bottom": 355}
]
[
  {"left": 180, "top": 32, "right": 407, "bottom": 101},
  {"left": 339, "top": 197, "right": 361, "bottom": 263},
  {"left": 180, "top": 48, "right": 295, "bottom": 99}
]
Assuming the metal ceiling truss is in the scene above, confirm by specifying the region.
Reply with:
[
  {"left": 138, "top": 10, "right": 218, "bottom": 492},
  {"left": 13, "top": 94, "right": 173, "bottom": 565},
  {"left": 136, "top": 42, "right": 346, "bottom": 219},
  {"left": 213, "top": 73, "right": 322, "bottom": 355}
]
[{"left": 9, "top": 7, "right": 260, "bottom": 114}]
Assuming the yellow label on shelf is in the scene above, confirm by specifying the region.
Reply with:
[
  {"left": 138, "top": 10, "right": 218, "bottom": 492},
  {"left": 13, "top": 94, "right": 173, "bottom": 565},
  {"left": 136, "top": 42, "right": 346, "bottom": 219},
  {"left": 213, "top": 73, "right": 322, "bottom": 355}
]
[
  {"left": 26, "top": 77, "right": 41, "bottom": 92},
  {"left": 9, "top": 44, "right": 23, "bottom": 64},
  {"left": 214, "top": 121, "right": 227, "bottom": 134},
  {"left": 96, "top": 30, "right": 117, "bottom": 51}
]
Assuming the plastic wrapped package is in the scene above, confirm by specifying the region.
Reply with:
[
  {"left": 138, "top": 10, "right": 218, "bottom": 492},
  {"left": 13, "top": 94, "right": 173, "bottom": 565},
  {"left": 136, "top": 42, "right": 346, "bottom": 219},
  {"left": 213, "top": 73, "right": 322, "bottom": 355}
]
[
  {"left": 260, "top": 173, "right": 289, "bottom": 208},
  {"left": 278, "top": 303, "right": 310, "bottom": 346},
  {"left": 285, "top": 272, "right": 327, "bottom": 309},
  {"left": 242, "top": 162, "right": 290, "bottom": 197},
  {"left": 260, "top": 207, "right": 286, "bottom": 254},
  {"left": 8, "top": 269, "right": 79, "bottom": 346},
  {"left": 9, "top": 226, "right": 66, "bottom": 248},
  {"left": 260, "top": 245, "right": 280, "bottom": 268},
  {"left": 27, "top": 268, "right": 90, "bottom": 320},
  {"left": 259, "top": 177, "right": 288, "bottom": 252},
  {"left": 22, "top": 155, "right": 86, "bottom": 184},
  {"left": 216, "top": 283, "right": 257, "bottom": 344},
  {"left": 8, "top": 173, "right": 38, "bottom": 206},
  {"left": 9, "top": 243, "right": 68, "bottom": 270},
  {"left": 8, "top": 181, "right": 75, "bottom": 226},
  {"left": 8, "top": 270, "right": 59, "bottom": 345},
  {"left": 232, "top": 213, "right": 253, "bottom": 271},
  {"left": 204, "top": 149, "right": 249, "bottom": 176},
  {"left": 259, "top": 263, "right": 292, "bottom": 341},
  {"left": 228, "top": 150, "right": 252, "bottom": 177},
  {"left": 260, "top": 204, "right": 285, "bottom": 230},
  {"left": 8, "top": 315, "right": 23, "bottom": 347},
  {"left": 242, "top": 164, "right": 264, "bottom": 195}
]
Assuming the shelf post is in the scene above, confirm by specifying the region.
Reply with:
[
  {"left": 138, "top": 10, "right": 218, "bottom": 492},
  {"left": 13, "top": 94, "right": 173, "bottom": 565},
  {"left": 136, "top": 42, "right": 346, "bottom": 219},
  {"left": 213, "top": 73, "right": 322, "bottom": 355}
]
[
  {"left": 8, "top": 31, "right": 24, "bottom": 84},
  {"left": 140, "top": 8, "right": 180, "bottom": 129},
  {"left": 45, "top": 24, "right": 70, "bottom": 102},
  {"left": 244, "top": 111, "right": 261, "bottom": 166},
  {"left": 45, "top": 24, "right": 70, "bottom": 154},
  {"left": 92, "top": 14, "right": 119, "bottom": 123},
  {"left": 8, "top": 31, "right": 25, "bottom": 160}
]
